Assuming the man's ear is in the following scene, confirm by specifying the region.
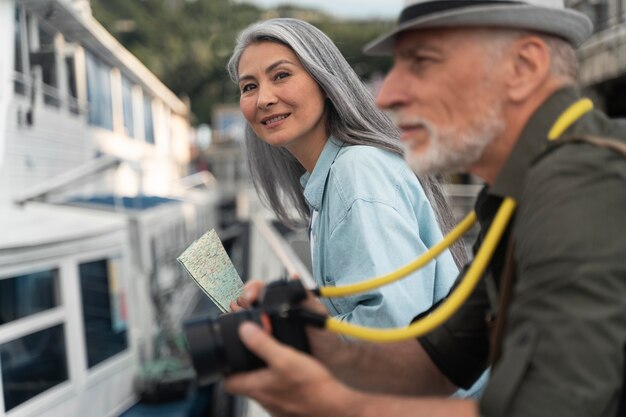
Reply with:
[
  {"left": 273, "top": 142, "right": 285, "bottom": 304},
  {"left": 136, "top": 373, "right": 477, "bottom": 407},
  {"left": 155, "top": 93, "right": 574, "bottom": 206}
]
[{"left": 505, "top": 35, "right": 552, "bottom": 103}]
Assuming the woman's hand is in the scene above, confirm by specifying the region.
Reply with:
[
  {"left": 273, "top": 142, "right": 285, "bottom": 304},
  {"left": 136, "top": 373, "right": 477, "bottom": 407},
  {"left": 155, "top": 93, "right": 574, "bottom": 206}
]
[
  {"left": 230, "top": 277, "right": 328, "bottom": 316},
  {"left": 230, "top": 280, "right": 267, "bottom": 311}
]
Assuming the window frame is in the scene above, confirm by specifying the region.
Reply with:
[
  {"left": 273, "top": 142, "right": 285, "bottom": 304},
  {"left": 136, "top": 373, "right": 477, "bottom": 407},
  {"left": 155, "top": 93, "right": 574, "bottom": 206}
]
[
  {"left": 0, "top": 261, "right": 67, "bottom": 415},
  {"left": 143, "top": 92, "right": 155, "bottom": 144},
  {"left": 85, "top": 50, "right": 114, "bottom": 130},
  {"left": 0, "top": 246, "right": 133, "bottom": 414},
  {"left": 77, "top": 256, "right": 129, "bottom": 369}
]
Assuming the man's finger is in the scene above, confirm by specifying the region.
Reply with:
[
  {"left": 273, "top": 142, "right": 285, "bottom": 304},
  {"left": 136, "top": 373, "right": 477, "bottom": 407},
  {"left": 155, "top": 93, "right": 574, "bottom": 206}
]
[{"left": 239, "top": 321, "right": 294, "bottom": 367}]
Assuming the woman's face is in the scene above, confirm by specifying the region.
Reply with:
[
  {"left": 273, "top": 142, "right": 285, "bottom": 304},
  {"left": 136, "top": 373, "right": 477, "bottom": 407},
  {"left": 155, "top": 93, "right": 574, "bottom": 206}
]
[{"left": 237, "top": 41, "right": 328, "bottom": 152}]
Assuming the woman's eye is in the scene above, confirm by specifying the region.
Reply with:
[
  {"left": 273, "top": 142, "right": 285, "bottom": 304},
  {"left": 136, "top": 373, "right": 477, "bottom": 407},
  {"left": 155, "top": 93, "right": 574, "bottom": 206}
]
[
  {"left": 241, "top": 83, "right": 256, "bottom": 93},
  {"left": 274, "top": 71, "right": 290, "bottom": 80}
]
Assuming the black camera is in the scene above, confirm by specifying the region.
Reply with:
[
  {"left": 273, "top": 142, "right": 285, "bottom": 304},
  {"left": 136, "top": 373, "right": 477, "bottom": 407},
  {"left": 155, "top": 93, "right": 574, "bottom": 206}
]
[{"left": 184, "top": 280, "right": 316, "bottom": 385}]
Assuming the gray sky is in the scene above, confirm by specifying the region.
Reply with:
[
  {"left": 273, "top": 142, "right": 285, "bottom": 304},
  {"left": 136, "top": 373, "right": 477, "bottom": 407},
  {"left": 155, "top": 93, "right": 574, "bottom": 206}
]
[{"left": 238, "top": 0, "right": 404, "bottom": 19}]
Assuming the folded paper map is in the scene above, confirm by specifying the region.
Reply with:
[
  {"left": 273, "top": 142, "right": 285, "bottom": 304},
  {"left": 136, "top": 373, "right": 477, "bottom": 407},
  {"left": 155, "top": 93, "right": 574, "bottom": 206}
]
[{"left": 177, "top": 229, "right": 244, "bottom": 313}]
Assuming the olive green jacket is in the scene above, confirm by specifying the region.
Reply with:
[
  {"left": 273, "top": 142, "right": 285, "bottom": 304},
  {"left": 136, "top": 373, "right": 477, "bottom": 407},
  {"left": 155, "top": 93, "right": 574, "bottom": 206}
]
[{"left": 419, "top": 87, "right": 626, "bottom": 417}]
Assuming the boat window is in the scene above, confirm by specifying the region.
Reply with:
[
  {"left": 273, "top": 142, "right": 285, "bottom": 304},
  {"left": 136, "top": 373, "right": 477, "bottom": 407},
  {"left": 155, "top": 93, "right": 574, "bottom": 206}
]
[
  {"left": 122, "top": 76, "right": 135, "bottom": 138},
  {"left": 35, "top": 24, "right": 60, "bottom": 107},
  {"left": 85, "top": 51, "right": 114, "bottom": 130},
  {"left": 79, "top": 258, "right": 128, "bottom": 368},
  {"left": 0, "top": 325, "right": 68, "bottom": 411},
  {"left": 66, "top": 56, "right": 80, "bottom": 114},
  {"left": 143, "top": 93, "right": 155, "bottom": 144},
  {"left": 13, "top": 6, "right": 25, "bottom": 95},
  {"left": 0, "top": 269, "right": 60, "bottom": 324}
]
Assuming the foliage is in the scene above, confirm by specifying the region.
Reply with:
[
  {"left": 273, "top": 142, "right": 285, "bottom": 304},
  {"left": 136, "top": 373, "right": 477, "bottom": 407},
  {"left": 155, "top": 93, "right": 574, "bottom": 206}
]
[{"left": 91, "top": 0, "right": 394, "bottom": 124}]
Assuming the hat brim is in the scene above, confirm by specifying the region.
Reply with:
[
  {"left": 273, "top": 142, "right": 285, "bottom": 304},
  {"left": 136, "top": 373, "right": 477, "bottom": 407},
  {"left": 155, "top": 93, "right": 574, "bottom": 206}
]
[{"left": 364, "top": 4, "right": 593, "bottom": 56}]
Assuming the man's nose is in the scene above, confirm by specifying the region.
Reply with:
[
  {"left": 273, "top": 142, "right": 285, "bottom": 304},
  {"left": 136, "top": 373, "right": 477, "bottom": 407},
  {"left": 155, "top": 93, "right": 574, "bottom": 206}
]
[
  {"left": 257, "top": 84, "right": 277, "bottom": 110},
  {"left": 376, "top": 65, "right": 408, "bottom": 111}
]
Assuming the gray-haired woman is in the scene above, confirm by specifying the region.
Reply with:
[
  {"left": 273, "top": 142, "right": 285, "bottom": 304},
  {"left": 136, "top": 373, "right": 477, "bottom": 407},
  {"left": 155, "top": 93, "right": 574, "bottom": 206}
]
[
  {"left": 228, "top": 16, "right": 487, "bottom": 399},
  {"left": 228, "top": 16, "right": 467, "bottom": 324},
  {"left": 229, "top": 14, "right": 474, "bottom": 355}
]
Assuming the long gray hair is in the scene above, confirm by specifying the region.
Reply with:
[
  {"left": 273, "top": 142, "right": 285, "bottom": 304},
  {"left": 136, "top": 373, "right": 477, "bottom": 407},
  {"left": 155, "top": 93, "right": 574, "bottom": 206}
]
[{"left": 227, "top": 18, "right": 467, "bottom": 268}]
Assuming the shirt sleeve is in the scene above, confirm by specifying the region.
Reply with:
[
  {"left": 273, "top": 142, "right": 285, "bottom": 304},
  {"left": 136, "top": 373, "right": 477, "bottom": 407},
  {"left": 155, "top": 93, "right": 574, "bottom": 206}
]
[
  {"left": 323, "top": 198, "right": 457, "bottom": 328},
  {"left": 480, "top": 143, "right": 626, "bottom": 417}
]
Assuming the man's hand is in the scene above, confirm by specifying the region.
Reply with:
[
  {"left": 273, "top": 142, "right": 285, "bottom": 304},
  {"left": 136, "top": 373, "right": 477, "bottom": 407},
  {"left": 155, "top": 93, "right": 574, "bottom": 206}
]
[
  {"left": 224, "top": 322, "right": 479, "bottom": 417},
  {"left": 229, "top": 279, "right": 346, "bottom": 369},
  {"left": 224, "top": 321, "right": 359, "bottom": 417},
  {"left": 228, "top": 279, "right": 457, "bottom": 397}
]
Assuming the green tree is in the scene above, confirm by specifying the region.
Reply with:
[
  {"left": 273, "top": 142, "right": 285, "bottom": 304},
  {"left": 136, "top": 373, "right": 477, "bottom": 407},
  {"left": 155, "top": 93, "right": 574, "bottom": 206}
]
[{"left": 91, "top": 0, "right": 393, "bottom": 124}]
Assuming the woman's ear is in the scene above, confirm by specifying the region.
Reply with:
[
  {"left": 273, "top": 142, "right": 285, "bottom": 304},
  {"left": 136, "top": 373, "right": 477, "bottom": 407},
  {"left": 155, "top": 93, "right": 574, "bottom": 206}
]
[{"left": 505, "top": 35, "right": 552, "bottom": 103}]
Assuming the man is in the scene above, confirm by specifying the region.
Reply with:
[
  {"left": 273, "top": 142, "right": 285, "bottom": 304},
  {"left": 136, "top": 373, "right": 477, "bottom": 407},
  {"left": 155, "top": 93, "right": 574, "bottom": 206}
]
[{"left": 225, "top": 0, "right": 626, "bottom": 416}]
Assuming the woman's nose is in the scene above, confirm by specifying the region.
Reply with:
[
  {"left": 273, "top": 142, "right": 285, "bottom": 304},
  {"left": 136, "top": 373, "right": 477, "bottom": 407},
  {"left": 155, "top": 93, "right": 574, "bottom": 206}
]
[{"left": 257, "top": 85, "right": 278, "bottom": 110}]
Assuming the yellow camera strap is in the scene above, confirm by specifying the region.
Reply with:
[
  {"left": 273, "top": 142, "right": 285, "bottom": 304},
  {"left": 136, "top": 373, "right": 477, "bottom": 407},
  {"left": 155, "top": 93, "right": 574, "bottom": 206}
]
[{"left": 315, "top": 98, "right": 594, "bottom": 343}]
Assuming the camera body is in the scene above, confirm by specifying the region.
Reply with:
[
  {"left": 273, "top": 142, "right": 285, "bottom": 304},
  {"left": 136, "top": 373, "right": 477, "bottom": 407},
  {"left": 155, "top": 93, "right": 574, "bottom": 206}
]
[{"left": 184, "top": 280, "right": 311, "bottom": 385}]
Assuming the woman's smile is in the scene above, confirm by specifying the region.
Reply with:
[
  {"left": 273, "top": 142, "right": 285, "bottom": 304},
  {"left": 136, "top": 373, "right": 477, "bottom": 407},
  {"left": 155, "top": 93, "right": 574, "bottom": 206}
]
[{"left": 261, "top": 113, "right": 291, "bottom": 128}]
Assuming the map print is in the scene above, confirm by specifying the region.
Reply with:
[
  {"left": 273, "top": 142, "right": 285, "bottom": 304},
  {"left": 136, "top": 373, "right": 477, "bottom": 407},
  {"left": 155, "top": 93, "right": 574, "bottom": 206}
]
[{"left": 177, "top": 229, "right": 244, "bottom": 313}]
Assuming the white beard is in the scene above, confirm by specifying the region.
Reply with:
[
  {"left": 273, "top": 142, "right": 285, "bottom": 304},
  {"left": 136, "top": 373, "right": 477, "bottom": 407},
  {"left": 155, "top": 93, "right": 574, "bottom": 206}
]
[{"left": 400, "top": 101, "right": 505, "bottom": 176}]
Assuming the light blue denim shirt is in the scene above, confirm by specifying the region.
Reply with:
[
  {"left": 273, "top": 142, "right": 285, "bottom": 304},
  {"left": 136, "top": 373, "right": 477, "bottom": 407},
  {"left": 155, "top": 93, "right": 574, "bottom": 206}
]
[
  {"left": 300, "top": 137, "right": 488, "bottom": 398},
  {"left": 300, "top": 137, "right": 459, "bottom": 327},
  {"left": 300, "top": 138, "right": 488, "bottom": 399}
]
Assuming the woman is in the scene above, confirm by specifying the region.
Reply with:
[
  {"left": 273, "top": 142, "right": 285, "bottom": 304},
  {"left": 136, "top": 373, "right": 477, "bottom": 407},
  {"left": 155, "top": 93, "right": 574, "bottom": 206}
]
[
  {"left": 228, "top": 18, "right": 487, "bottom": 398},
  {"left": 228, "top": 18, "right": 465, "bottom": 328}
]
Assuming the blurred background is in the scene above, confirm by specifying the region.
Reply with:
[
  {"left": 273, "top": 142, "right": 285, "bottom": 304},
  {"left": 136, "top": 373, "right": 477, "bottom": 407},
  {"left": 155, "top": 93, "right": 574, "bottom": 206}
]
[{"left": 0, "top": 0, "right": 622, "bottom": 416}]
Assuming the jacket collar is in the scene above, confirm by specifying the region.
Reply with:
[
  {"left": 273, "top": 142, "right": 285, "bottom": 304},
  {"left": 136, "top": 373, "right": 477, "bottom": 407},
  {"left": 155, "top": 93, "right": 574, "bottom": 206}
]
[{"left": 490, "top": 86, "right": 583, "bottom": 199}]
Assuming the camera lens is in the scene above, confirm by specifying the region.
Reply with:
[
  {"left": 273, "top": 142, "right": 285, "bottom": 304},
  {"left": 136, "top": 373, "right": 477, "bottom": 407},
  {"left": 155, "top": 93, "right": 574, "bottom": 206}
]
[
  {"left": 184, "top": 281, "right": 312, "bottom": 385},
  {"left": 184, "top": 310, "right": 265, "bottom": 385}
]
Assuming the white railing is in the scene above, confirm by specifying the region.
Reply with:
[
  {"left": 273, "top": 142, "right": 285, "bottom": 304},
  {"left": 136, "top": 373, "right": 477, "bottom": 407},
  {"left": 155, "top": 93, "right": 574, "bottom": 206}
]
[
  {"left": 248, "top": 214, "right": 314, "bottom": 288},
  {"left": 11, "top": 71, "right": 87, "bottom": 115}
]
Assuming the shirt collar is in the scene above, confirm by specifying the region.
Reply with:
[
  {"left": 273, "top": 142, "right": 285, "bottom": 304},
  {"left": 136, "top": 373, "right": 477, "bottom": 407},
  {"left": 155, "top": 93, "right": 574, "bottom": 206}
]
[
  {"left": 490, "top": 86, "right": 582, "bottom": 199},
  {"left": 300, "top": 137, "right": 343, "bottom": 211}
]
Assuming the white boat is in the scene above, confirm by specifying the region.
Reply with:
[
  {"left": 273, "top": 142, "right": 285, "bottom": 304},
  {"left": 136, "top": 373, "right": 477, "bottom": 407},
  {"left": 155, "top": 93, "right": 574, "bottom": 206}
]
[
  {"left": 0, "top": 2, "right": 482, "bottom": 417},
  {"left": 0, "top": 1, "right": 222, "bottom": 416}
]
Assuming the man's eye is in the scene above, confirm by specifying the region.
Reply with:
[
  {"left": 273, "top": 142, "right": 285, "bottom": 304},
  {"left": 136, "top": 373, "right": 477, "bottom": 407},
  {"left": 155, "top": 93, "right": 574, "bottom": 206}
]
[{"left": 409, "top": 56, "right": 434, "bottom": 72}]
